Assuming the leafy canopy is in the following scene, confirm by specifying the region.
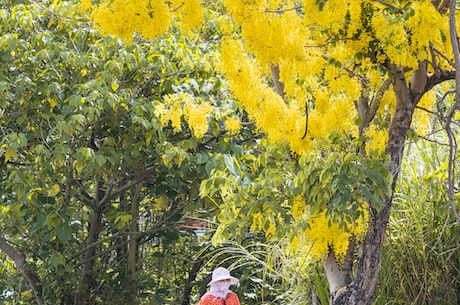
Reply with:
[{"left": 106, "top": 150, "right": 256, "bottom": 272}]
[{"left": 76, "top": 0, "right": 456, "bottom": 261}]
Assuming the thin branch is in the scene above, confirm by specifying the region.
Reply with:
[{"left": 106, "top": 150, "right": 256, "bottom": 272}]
[
  {"left": 304, "top": 37, "right": 357, "bottom": 49},
  {"left": 373, "top": 0, "right": 403, "bottom": 11},
  {"left": 96, "top": 166, "right": 155, "bottom": 209},
  {"left": 270, "top": 65, "right": 285, "bottom": 100},
  {"left": 170, "top": 2, "right": 185, "bottom": 13},
  {"left": 367, "top": 78, "right": 392, "bottom": 123},
  {"left": 265, "top": 5, "right": 302, "bottom": 14},
  {"left": 416, "top": 135, "right": 449, "bottom": 147},
  {"left": 438, "top": 89, "right": 456, "bottom": 108},
  {"left": 431, "top": 45, "right": 456, "bottom": 68},
  {"left": 445, "top": 0, "right": 460, "bottom": 224}
]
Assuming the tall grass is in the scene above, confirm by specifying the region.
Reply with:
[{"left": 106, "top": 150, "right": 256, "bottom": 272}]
[
  {"left": 376, "top": 141, "right": 460, "bottom": 305},
  {"left": 196, "top": 239, "right": 330, "bottom": 305}
]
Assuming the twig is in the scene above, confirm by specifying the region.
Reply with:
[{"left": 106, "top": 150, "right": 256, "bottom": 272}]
[
  {"left": 304, "top": 37, "right": 357, "bottom": 49},
  {"left": 431, "top": 45, "right": 456, "bottom": 68},
  {"left": 445, "top": 0, "right": 460, "bottom": 224},
  {"left": 373, "top": 0, "right": 402, "bottom": 12},
  {"left": 170, "top": 2, "right": 185, "bottom": 13},
  {"left": 265, "top": 5, "right": 302, "bottom": 14}
]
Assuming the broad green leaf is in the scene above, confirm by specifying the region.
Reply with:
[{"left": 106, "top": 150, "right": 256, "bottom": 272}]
[
  {"left": 49, "top": 253, "right": 66, "bottom": 268},
  {"left": 46, "top": 212, "right": 61, "bottom": 230},
  {"left": 224, "top": 154, "right": 239, "bottom": 177},
  {"left": 48, "top": 184, "right": 60, "bottom": 196},
  {"left": 55, "top": 223, "right": 72, "bottom": 242}
]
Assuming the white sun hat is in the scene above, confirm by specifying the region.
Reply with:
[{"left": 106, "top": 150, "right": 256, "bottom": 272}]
[{"left": 207, "top": 267, "right": 239, "bottom": 286}]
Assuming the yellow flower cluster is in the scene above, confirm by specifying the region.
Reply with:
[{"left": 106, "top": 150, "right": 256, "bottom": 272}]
[
  {"left": 224, "top": 0, "right": 307, "bottom": 66},
  {"left": 413, "top": 90, "right": 436, "bottom": 137},
  {"left": 183, "top": 100, "right": 214, "bottom": 138},
  {"left": 83, "top": 0, "right": 203, "bottom": 42},
  {"left": 218, "top": 36, "right": 311, "bottom": 154},
  {"left": 292, "top": 195, "right": 306, "bottom": 220},
  {"left": 364, "top": 125, "right": 388, "bottom": 157},
  {"left": 295, "top": 208, "right": 368, "bottom": 261},
  {"left": 406, "top": 1, "right": 451, "bottom": 67},
  {"left": 158, "top": 93, "right": 186, "bottom": 132},
  {"left": 90, "top": 0, "right": 171, "bottom": 42},
  {"left": 303, "top": 0, "right": 358, "bottom": 36},
  {"left": 171, "top": 0, "right": 204, "bottom": 32},
  {"left": 371, "top": 0, "right": 450, "bottom": 68},
  {"left": 224, "top": 116, "right": 241, "bottom": 135},
  {"left": 157, "top": 93, "right": 214, "bottom": 138},
  {"left": 371, "top": 12, "right": 413, "bottom": 67},
  {"left": 251, "top": 212, "right": 264, "bottom": 232}
]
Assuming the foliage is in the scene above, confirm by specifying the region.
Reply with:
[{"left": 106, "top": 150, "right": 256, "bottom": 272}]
[
  {"left": 201, "top": 142, "right": 390, "bottom": 260},
  {"left": 0, "top": 1, "right": 259, "bottom": 304},
  {"left": 82, "top": 0, "right": 456, "bottom": 256}
]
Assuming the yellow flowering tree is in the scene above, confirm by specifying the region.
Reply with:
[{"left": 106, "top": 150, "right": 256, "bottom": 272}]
[{"left": 81, "top": 0, "right": 459, "bottom": 304}]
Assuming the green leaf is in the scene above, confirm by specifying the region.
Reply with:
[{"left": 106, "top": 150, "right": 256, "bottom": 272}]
[
  {"left": 195, "top": 152, "right": 210, "bottom": 164},
  {"left": 224, "top": 154, "right": 239, "bottom": 177},
  {"left": 49, "top": 253, "right": 66, "bottom": 268},
  {"left": 55, "top": 223, "right": 72, "bottom": 242},
  {"left": 46, "top": 212, "right": 61, "bottom": 230}
]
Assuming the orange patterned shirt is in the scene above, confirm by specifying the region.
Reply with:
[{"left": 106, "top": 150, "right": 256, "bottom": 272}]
[{"left": 197, "top": 291, "right": 240, "bottom": 305}]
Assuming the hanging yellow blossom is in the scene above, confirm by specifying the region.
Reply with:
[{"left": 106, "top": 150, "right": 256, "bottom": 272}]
[
  {"left": 79, "top": 0, "right": 91, "bottom": 10},
  {"left": 413, "top": 90, "right": 436, "bottom": 137},
  {"left": 183, "top": 100, "right": 214, "bottom": 138},
  {"left": 266, "top": 222, "right": 276, "bottom": 237},
  {"left": 170, "top": 0, "right": 204, "bottom": 32},
  {"left": 224, "top": 116, "right": 241, "bottom": 135},
  {"left": 292, "top": 195, "right": 306, "bottom": 220},
  {"left": 90, "top": 0, "right": 172, "bottom": 42},
  {"left": 251, "top": 212, "right": 263, "bottom": 232},
  {"left": 162, "top": 94, "right": 185, "bottom": 132},
  {"left": 364, "top": 125, "right": 388, "bottom": 157},
  {"left": 298, "top": 208, "right": 368, "bottom": 262}
]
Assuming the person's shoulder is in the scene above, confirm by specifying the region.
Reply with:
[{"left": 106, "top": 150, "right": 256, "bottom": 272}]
[
  {"left": 226, "top": 291, "right": 240, "bottom": 305},
  {"left": 227, "top": 291, "right": 239, "bottom": 300},
  {"left": 201, "top": 293, "right": 215, "bottom": 301},
  {"left": 198, "top": 293, "right": 215, "bottom": 304}
]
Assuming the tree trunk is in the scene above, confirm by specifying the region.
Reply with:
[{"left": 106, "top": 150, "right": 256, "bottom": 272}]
[
  {"left": 75, "top": 208, "right": 103, "bottom": 305},
  {"left": 329, "top": 62, "right": 426, "bottom": 305},
  {"left": 324, "top": 239, "right": 354, "bottom": 301},
  {"left": 181, "top": 258, "right": 204, "bottom": 305},
  {"left": 127, "top": 182, "right": 142, "bottom": 302}
]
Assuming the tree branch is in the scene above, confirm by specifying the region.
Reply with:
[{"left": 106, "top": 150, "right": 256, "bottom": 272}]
[
  {"left": 96, "top": 166, "right": 155, "bottom": 209},
  {"left": 270, "top": 65, "right": 285, "bottom": 100},
  {"left": 265, "top": 5, "right": 302, "bottom": 14},
  {"left": 0, "top": 237, "right": 43, "bottom": 305}
]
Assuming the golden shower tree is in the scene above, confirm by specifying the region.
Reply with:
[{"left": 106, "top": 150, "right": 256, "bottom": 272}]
[{"left": 83, "top": 0, "right": 459, "bottom": 304}]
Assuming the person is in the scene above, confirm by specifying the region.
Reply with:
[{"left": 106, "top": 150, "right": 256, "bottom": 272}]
[{"left": 197, "top": 267, "right": 240, "bottom": 305}]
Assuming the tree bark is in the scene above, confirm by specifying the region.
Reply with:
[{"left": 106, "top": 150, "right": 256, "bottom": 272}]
[
  {"left": 270, "top": 65, "right": 285, "bottom": 100},
  {"left": 180, "top": 258, "right": 204, "bottom": 305},
  {"left": 74, "top": 208, "right": 103, "bottom": 305},
  {"left": 0, "top": 237, "right": 43, "bottom": 305},
  {"left": 127, "top": 182, "right": 142, "bottom": 301}
]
